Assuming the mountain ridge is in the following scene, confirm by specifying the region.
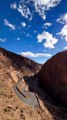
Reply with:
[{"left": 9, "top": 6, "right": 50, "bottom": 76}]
[{"left": 0, "top": 47, "right": 42, "bottom": 81}]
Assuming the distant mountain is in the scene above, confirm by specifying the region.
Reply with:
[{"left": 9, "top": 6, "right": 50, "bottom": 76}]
[
  {"left": 0, "top": 47, "right": 41, "bottom": 83},
  {"left": 38, "top": 51, "right": 67, "bottom": 106}
]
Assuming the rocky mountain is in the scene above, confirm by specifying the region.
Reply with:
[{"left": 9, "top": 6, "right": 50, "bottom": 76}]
[
  {"left": 0, "top": 47, "right": 41, "bottom": 84},
  {"left": 0, "top": 47, "right": 43, "bottom": 120},
  {"left": 38, "top": 51, "right": 67, "bottom": 106},
  {"left": 0, "top": 48, "right": 67, "bottom": 120}
]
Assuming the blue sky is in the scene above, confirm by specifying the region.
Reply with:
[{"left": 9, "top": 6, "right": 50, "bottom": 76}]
[{"left": 0, "top": 0, "right": 67, "bottom": 63}]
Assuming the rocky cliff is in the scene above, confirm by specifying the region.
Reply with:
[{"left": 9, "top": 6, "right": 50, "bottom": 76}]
[{"left": 38, "top": 51, "right": 67, "bottom": 106}]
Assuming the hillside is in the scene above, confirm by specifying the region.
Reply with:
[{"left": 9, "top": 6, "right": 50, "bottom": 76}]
[
  {"left": 0, "top": 47, "right": 42, "bottom": 120},
  {"left": 0, "top": 48, "right": 67, "bottom": 120},
  {"left": 0, "top": 47, "right": 41, "bottom": 82}
]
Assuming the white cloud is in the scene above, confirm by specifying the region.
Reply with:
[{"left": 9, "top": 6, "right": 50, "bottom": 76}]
[
  {"left": 10, "top": 2, "right": 17, "bottom": 9},
  {"left": 58, "top": 24, "right": 67, "bottom": 41},
  {"left": 0, "top": 38, "right": 6, "bottom": 42},
  {"left": 10, "top": 2, "right": 32, "bottom": 21},
  {"left": 57, "top": 13, "right": 67, "bottom": 41},
  {"left": 26, "top": 33, "right": 32, "bottom": 38},
  {"left": 64, "top": 46, "right": 67, "bottom": 50},
  {"left": 57, "top": 13, "right": 67, "bottom": 24},
  {"left": 20, "top": 51, "right": 52, "bottom": 57},
  {"left": 4, "top": 19, "right": 16, "bottom": 30},
  {"left": 17, "top": 38, "right": 20, "bottom": 41},
  {"left": 18, "top": 4, "right": 32, "bottom": 21},
  {"left": 21, "top": 22, "right": 26, "bottom": 27},
  {"left": 32, "top": 0, "right": 61, "bottom": 20},
  {"left": 43, "top": 22, "right": 52, "bottom": 28},
  {"left": 10, "top": 0, "right": 61, "bottom": 20},
  {"left": 37, "top": 31, "right": 58, "bottom": 49}
]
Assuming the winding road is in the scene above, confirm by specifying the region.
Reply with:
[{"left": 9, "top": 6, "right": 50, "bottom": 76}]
[{"left": 13, "top": 79, "right": 39, "bottom": 107}]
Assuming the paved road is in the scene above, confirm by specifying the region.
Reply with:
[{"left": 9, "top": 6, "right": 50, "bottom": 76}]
[{"left": 13, "top": 80, "right": 39, "bottom": 107}]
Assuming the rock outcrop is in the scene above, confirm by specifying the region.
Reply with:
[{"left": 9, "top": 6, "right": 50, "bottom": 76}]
[{"left": 38, "top": 51, "right": 67, "bottom": 106}]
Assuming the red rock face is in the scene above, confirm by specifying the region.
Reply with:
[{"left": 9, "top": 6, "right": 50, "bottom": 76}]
[{"left": 38, "top": 51, "right": 67, "bottom": 106}]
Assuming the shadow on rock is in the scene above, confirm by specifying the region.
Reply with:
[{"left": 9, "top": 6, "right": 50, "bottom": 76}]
[{"left": 23, "top": 74, "right": 67, "bottom": 120}]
